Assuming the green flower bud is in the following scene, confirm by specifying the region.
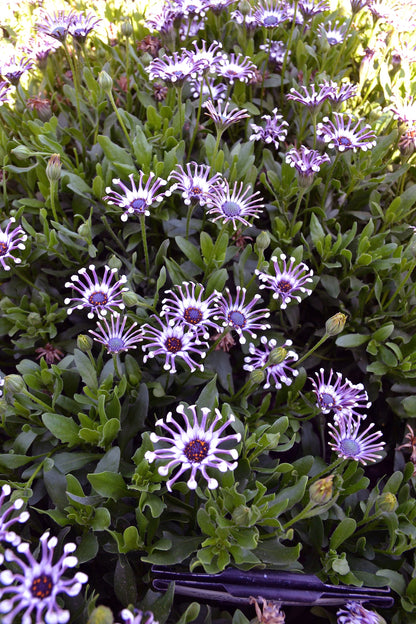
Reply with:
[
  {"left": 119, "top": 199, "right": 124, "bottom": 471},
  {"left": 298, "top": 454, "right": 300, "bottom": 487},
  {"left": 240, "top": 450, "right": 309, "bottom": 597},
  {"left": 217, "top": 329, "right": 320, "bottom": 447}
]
[
  {"left": 239, "top": 0, "right": 252, "bottom": 15},
  {"left": 77, "top": 222, "right": 90, "bottom": 238},
  {"left": 46, "top": 154, "right": 62, "bottom": 183},
  {"left": 120, "top": 20, "right": 133, "bottom": 37},
  {"left": 232, "top": 504, "right": 252, "bottom": 527},
  {"left": 309, "top": 475, "right": 334, "bottom": 505},
  {"left": 325, "top": 312, "right": 347, "bottom": 337},
  {"left": 98, "top": 70, "right": 113, "bottom": 92},
  {"left": 4, "top": 374, "right": 26, "bottom": 394},
  {"left": 376, "top": 492, "right": 398, "bottom": 514},
  {"left": 11, "top": 145, "right": 34, "bottom": 160},
  {"left": 255, "top": 231, "right": 271, "bottom": 252},
  {"left": 249, "top": 369, "right": 265, "bottom": 385},
  {"left": 107, "top": 255, "right": 123, "bottom": 270},
  {"left": 87, "top": 606, "right": 114, "bottom": 624},
  {"left": 268, "top": 347, "right": 287, "bottom": 365},
  {"left": 77, "top": 335, "right": 93, "bottom": 352},
  {"left": 122, "top": 291, "right": 139, "bottom": 307}
]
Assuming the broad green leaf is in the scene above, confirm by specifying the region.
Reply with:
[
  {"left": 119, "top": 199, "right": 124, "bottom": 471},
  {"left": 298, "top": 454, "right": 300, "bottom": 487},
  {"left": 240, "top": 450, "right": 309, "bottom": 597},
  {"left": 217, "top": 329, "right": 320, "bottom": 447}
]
[
  {"left": 330, "top": 517, "right": 357, "bottom": 550},
  {"left": 42, "top": 413, "right": 80, "bottom": 446}
]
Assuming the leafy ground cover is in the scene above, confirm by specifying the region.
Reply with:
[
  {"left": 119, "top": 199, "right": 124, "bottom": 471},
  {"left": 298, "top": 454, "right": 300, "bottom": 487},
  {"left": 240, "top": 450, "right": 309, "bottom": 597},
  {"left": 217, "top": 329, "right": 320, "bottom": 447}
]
[{"left": 0, "top": 0, "right": 416, "bottom": 622}]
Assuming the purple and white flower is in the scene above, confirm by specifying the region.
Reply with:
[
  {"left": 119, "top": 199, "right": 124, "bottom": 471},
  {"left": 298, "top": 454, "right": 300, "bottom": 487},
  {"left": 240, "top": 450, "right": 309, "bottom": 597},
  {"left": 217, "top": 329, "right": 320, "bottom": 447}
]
[
  {"left": 89, "top": 314, "right": 142, "bottom": 354},
  {"left": 309, "top": 368, "right": 371, "bottom": 419},
  {"left": 328, "top": 413, "right": 385, "bottom": 465},
  {"left": 298, "top": 0, "right": 330, "bottom": 18},
  {"left": 206, "top": 0, "right": 238, "bottom": 12},
  {"left": 161, "top": 282, "right": 220, "bottom": 339},
  {"left": 68, "top": 11, "right": 101, "bottom": 43},
  {"left": 0, "top": 218, "right": 27, "bottom": 271},
  {"left": 0, "top": 531, "right": 88, "bottom": 624},
  {"left": 337, "top": 601, "right": 384, "bottom": 624},
  {"left": 64, "top": 265, "right": 128, "bottom": 319},
  {"left": 260, "top": 40, "right": 288, "bottom": 66},
  {"left": 24, "top": 36, "right": 61, "bottom": 68},
  {"left": 217, "top": 53, "right": 257, "bottom": 84},
  {"left": 168, "top": 162, "right": 223, "bottom": 206},
  {"left": 256, "top": 254, "right": 314, "bottom": 308},
  {"left": 285, "top": 146, "right": 330, "bottom": 186},
  {"left": 249, "top": 108, "right": 289, "bottom": 149},
  {"left": 243, "top": 337, "right": 299, "bottom": 390},
  {"left": 206, "top": 180, "right": 264, "bottom": 229},
  {"left": 213, "top": 287, "right": 271, "bottom": 344},
  {"left": 253, "top": 1, "right": 289, "bottom": 28},
  {"left": 104, "top": 172, "right": 170, "bottom": 221},
  {"left": 204, "top": 100, "right": 250, "bottom": 131},
  {"left": 140, "top": 317, "right": 207, "bottom": 373},
  {"left": 147, "top": 51, "right": 206, "bottom": 85},
  {"left": 36, "top": 10, "right": 76, "bottom": 42},
  {"left": 0, "top": 56, "right": 33, "bottom": 86},
  {"left": 145, "top": 403, "right": 241, "bottom": 491},
  {"left": 318, "top": 20, "right": 350, "bottom": 46},
  {"left": 0, "top": 485, "right": 29, "bottom": 548},
  {"left": 121, "top": 609, "right": 158, "bottom": 624},
  {"left": 287, "top": 83, "right": 334, "bottom": 110},
  {"left": 185, "top": 40, "right": 227, "bottom": 74},
  {"left": 230, "top": 9, "right": 258, "bottom": 29},
  {"left": 189, "top": 78, "right": 227, "bottom": 103},
  {"left": 178, "top": 0, "right": 209, "bottom": 18},
  {"left": 326, "top": 81, "right": 358, "bottom": 105},
  {"left": 145, "top": 7, "right": 176, "bottom": 34},
  {"left": 317, "top": 113, "right": 377, "bottom": 152},
  {"left": 390, "top": 95, "right": 416, "bottom": 126}
]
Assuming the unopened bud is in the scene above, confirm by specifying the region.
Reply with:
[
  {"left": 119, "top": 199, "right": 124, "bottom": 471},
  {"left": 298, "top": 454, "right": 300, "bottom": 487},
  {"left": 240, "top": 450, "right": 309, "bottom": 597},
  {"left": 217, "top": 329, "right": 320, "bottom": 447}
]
[
  {"left": 268, "top": 347, "right": 287, "bottom": 365},
  {"left": 325, "top": 313, "right": 347, "bottom": 337},
  {"left": 376, "top": 492, "right": 398, "bottom": 514},
  {"left": 249, "top": 369, "right": 265, "bottom": 385},
  {"left": 4, "top": 374, "right": 26, "bottom": 394},
  {"left": 11, "top": 145, "right": 34, "bottom": 160},
  {"left": 46, "top": 154, "right": 62, "bottom": 183},
  {"left": 232, "top": 504, "right": 252, "bottom": 526},
  {"left": 107, "top": 255, "right": 123, "bottom": 270},
  {"left": 120, "top": 20, "right": 133, "bottom": 38},
  {"left": 122, "top": 291, "right": 139, "bottom": 307},
  {"left": 77, "top": 335, "right": 93, "bottom": 353},
  {"left": 256, "top": 231, "right": 271, "bottom": 253},
  {"left": 87, "top": 606, "right": 114, "bottom": 624},
  {"left": 98, "top": 70, "right": 113, "bottom": 92},
  {"left": 77, "top": 222, "right": 90, "bottom": 238},
  {"left": 309, "top": 475, "right": 334, "bottom": 505},
  {"left": 240, "top": 0, "right": 252, "bottom": 15}
]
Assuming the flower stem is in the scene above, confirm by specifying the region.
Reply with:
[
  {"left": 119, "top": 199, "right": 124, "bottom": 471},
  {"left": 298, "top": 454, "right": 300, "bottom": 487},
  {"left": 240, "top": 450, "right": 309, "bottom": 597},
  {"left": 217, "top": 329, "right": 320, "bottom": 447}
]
[
  {"left": 49, "top": 180, "right": 60, "bottom": 223},
  {"left": 280, "top": 0, "right": 298, "bottom": 109},
  {"left": 140, "top": 214, "right": 150, "bottom": 276},
  {"left": 321, "top": 153, "right": 339, "bottom": 210},
  {"left": 290, "top": 189, "right": 306, "bottom": 234},
  {"left": 295, "top": 332, "right": 330, "bottom": 367},
  {"left": 107, "top": 89, "right": 134, "bottom": 151}
]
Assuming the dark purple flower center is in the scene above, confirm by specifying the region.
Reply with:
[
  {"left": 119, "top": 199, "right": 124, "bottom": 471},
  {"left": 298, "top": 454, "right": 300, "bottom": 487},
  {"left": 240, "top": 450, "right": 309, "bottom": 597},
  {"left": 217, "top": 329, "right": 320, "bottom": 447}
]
[
  {"left": 191, "top": 186, "right": 202, "bottom": 195},
  {"left": 0, "top": 242, "right": 8, "bottom": 256},
  {"left": 276, "top": 280, "right": 292, "bottom": 293},
  {"left": 51, "top": 26, "right": 67, "bottom": 40},
  {"left": 165, "top": 336, "right": 182, "bottom": 353},
  {"left": 327, "top": 36, "right": 339, "bottom": 45},
  {"left": 107, "top": 337, "right": 125, "bottom": 352},
  {"left": 338, "top": 136, "right": 352, "bottom": 147},
  {"left": 184, "top": 307, "right": 203, "bottom": 324},
  {"left": 89, "top": 291, "right": 108, "bottom": 306},
  {"left": 320, "top": 392, "right": 336, "bottom": 408},
  {"left": 31, "top": 573, "right": 53, "bottom": 599},
  {"left": 184, "top": 438, "right": 209, "bottom": 462},
  {"left": 339, "top": 438, "right": 360, "bottom": 457},
  {"left": 222, "top": 201, "right": 241, "bottom": 217},
  {"left": 264, "top": 15, "right": 280, "bottom": 26},
  {"left": 131, "top": 198, "right": 147, "bottom": 212},
  {"left": 228, "top": 310, "right": 246, "bottom": 328}
]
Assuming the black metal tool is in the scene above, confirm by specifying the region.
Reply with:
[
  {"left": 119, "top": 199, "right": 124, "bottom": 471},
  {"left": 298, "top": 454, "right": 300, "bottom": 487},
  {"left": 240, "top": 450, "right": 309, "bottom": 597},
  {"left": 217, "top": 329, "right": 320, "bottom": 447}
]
[{"left": 151, "top": 565, "right": 394, "bottom": 608}]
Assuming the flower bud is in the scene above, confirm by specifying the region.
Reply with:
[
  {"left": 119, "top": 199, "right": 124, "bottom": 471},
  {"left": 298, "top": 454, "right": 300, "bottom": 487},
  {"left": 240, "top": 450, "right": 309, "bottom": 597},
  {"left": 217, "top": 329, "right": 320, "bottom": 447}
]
[
  {"left": 268, "top": 347, "right": 287, "bottom": 365},
  {"left": 255, "top": 231, "right": 271, "bottom": 253},
  {"left": 11, "top": 145, "right": 34, "bottom": 160},
  {"left": 46, "top": 154, "right": 62, "bottom": 183},
  {"left": 107, "top": 255, "right": 123, "bottom": 270},
  {"left": 4, "top": 374, "right": 26, "bottom": 394},
  {"left": 77, "top": 334, "right": 93, "bottom": 353},
  {"left": 87, "top": 606, "right": 114, "bottom": 624},
  {"left": 309, "top": 475, "right": 334, "bottom": 505},
  {"left": 239, "top": 0, "right": 252, "bottom": 15},
  {"left": 98, "top": 70, "right": 113, "bottom": 92},
  {"left": 120, "top": 20, "right": 133, "bottom": 38},
  {"left": 123, "top": 291, "right": 139, "bottom": 307},
  {"left": 325, "top": 312, "right": 347, "bottom": 337},
  {"left": 376, "top": 492, "right": 398, "bottom": 514},
  {"left": 232, "top": 504, "right": 252, "bottom": 526},
  {"left": 249, "top": 369, "right": 265, "bottom": 385},
  {"left": 77, "top": 222, "right": 90, "bottom": 238}
]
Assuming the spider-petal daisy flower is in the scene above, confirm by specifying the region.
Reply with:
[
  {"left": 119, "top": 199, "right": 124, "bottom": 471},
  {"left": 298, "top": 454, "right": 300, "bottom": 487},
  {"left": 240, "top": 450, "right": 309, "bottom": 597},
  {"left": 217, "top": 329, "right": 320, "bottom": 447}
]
[
  {"left": 0, "top": 81, "right": 11, "bottom": 104},
  {"left": 243, "top": 336, "right": 299, "bottom": 390},
  {"left": 255, "top": 254, "right": 314, "bottom": 308},
  {"left": 168, "top": 162, "right": 223, "bottom": 206},
  {"left": 89, "top": 314, "right": 142, "bottom": 354},
  {"left": 230, "top": 9, "right": 258, "bottom": 29},
  {"left": 318, "top": 20, "right": 349, "bottom": 46},
  {"left": 253, "top": 1, "right": 289, "bottom": 28},
  {"left": 285, "top": 146, "right": 330, "bottom": 186},
  {"left": 145, "top": 7, "right": 176, "bottom": 34},
  {"left": 310, "top": 368, "right": 371, "bottom": 418},
  {"left": 189, "top": 78, "right": 227, "bottom": 103},
  {"left": 0, "top": 218, "right": 27, "bottom": 271},
  {"left": 37, "top": 10, "right": 76, "bottom": 42},
  {"left": 204, "top": 100, "right": 250, "bottom": 131},
  {"left": 68, "top": 11, "right": 101, "bottom": 43},
  {"left": 64, "top": 265, "right": 128, "bottom": 319},
  {"left": 249, "top": 108, "right": 289, "bottom": 149},
  {"left": 0, "top": 531, "right": 88, "bottom": 624},
  {"left": 0, "top": 55, "right": 33, "bottom": 86},
  {"left": 147, "top": 51, "right": 206, "bottom": 85},
  {"left": 390, "top": 95, "right": 416, "bottom": 125},
  {"left": 179, "top": 0, "right": 209, "bottom": 18},
  {"left": 104, "top": 172, "right": 170, "bottom": 221},
  {"left": 186, "top": 40, "right": 227, "bottom": 74},
  {"left": 324, "top": 80, "right": 358, "bottom": 105},
  {"left": 349, "top": 0, "right": 369, "bottom": 14},
  {"left": 145, "top": 403, "right": 241, "bottom": 491},
  {"left": 287, "top": 83, "right": 334, "bottom": 110},
  {"left": 161, "top": 282, "right": 220, "bottom": 339},
  {"left": 206, "top": 180, "right": 264, "bottom": 229},
  {"left": 206, "top": 0, "right": 238, "bottom": 12},
  {"left": 140, "top": 316, "right": 207, "bottom": 373},
  {"left": 299, "top": 0, "right": 330, "bottom": 18},
  {"left": 328, "top": 413, "right": 385, "bottom": 465},
  {"left": 0, "top": 484, "right": 29, "bottom": 548},
  {"left": 121, "top": 609, "right": 159, "bottom": 624},
  {"left": 337, "top": 600, "right": 385, "bottom": 624},
  {"left": 213, "top": 287, "right": 271, "bottom": 344},
  {"left": 24, "top": 36, "right": 61, "bottom": 69},
  {"left": 217, "top": 53, "right": 257, "bottom": 84},
  {"left": 317, "top": 113, "right": 377, "bottom": 152},
  {"left": 260, "top": 40, "right": 288, "bottom": 66}
]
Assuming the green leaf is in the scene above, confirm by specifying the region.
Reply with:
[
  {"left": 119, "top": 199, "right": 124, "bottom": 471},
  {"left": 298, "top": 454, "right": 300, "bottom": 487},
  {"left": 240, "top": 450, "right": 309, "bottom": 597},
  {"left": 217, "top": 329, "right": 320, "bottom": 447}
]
[
  {"left": 0, "top": 454, "right": 33, "bottom": 469},
  {"left": 175, "top": 236, "right": 205, "bottom": 270},
  {"left": 42, "top": 413, "right": 80, "bottom": 446},
  {"left": 87, "top": 471, "right": 128, "bottom": 500},
  {"left": 74, "top": 349, "right": 98, "bottom": 390},
  {"left": 335, "top": 334, "right": 369, "bottom": 348},
  {"left": 99, "top": 418, "right": 120, "bottom": 448},
  {"left": 196, "top": 375, "right": 218, "bottom": 411},
  {"left": 97, "top": 135, "right": 134, "bottom": 168},
  {"left": 114, "top": 555, "right": 138, "bottom": 606},
  {"left": 329, "top": 517, "right": 357, "bottom": 550}
]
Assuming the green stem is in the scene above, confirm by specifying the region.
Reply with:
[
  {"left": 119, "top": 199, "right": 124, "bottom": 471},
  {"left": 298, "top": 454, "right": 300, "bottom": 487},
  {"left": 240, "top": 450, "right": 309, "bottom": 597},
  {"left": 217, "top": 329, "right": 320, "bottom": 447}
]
[
  {"left": 187, "top": 79, "right": 204, "bottom": 159},
  {"left": 321, "top": 153, "right": 340, "bottom": 211},
  {"left": 140, "top": 214, "right": 150, "bottom": 276},
  {"left": 49, "top": 180, "right": 59, "bottom": 223},
  {"left": 382, "top": 258, "right": 416, "bottom": 311},
  {"left": 282, "top": 501, "right": 315, "bottom": 530},
  {"left": 107, "top": 89, "right": 134, "bottom": 151},
  {"left": 295, "top": 332, "right": 330, "bottom": 367},
  {"left": 185, "top": 202, "right": 195, "bottom": 239},
  {"left": 26, "top": 452, "right": 54, "bottom": 488},
  {"left": 290, "top": 189, "right": 306, "bottom": 234},
  {"left": 203, "top": 220, "right": 228, "bottom": 280},
  {"left": 23, "top": 389, "right": 52, "bottom": 411},
  {"left": 280, "top": 0, "right": 298, "bottom": 109},
  {"left": 176, "top": 85, "right": 184, "bottom": 141},
  {"left": 211, "top": 129, "right": 224, "bottom": 170},
  {"left": 112, "top": 353, "right": 122, "bottom": 378},
  {"left": 62, "top": 41, "right": 85, "bottom": 142}
]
